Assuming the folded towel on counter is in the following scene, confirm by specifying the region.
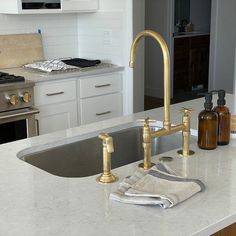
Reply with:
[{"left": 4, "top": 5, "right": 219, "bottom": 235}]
[
  {"left": 24, "top": 58, "right": 102, "bottom": 73},
  {"left": 62, "top": 58, "right": 101, "bottom": 68},
  {"left": 110, "top": 163, "right": 205, "bottom": 208}
]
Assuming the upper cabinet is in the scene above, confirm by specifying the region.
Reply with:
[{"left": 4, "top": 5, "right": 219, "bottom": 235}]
[
  {"left": 0, "top": 0, "right": 98, "bottom": 14},
  {"left": 175, "top": 0, "right": 190, "bottom": 26},
  {"left": 174, "top": 0, "right": 211, "bottom": 33},
  {"left": 61, "top": 0, "right": 98, "bottom": 12}
]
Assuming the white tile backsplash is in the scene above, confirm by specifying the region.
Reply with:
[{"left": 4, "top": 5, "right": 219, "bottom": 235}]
[
  {"left": 0, "top": 13, "right": 78, "bottom": 60},
  {"left": 77, "top": 11, "right": 125, "bottom": 65},
  {"left": 0, "top": 2, "right": 129, "bottom": 64}
]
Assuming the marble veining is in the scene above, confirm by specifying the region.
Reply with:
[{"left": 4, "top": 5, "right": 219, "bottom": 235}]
[{"left": 0, "top": 94, "right": 236, "bottom": 236}]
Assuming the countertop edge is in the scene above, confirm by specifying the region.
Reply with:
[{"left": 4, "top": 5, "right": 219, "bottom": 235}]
[{"left": 1, "top": 65, "right": 125, "bottom": 83}]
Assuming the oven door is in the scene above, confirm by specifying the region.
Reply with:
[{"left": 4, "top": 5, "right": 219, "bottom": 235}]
[{"left": 0, "top": 107, "right": 39, "bottom": 144}]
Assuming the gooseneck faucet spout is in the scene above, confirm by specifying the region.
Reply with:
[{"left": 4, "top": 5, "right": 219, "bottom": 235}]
[
  {"left": 130, "top": 30, "right": 194, "bottom": 169},
  {"left": 129, "top": 30, "right": 171, "bottom": 129}
]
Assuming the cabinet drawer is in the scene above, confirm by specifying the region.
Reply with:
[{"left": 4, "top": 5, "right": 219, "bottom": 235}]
[
  {"left": 79, "top": 73, "right": 122, "bottom": 98},
  {"left": 80, "top": 93, "right": 122, "bottom": 125},
  {"left": 34, "top": 80, "right": 76, "bottom": 106}
]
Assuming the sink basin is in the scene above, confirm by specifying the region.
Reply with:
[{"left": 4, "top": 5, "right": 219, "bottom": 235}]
[{"left": 18, "top": 124, "right": 197, "bottom": 177}]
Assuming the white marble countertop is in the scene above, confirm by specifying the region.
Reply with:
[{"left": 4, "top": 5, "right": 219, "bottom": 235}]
[
  {"left": 2, "top": 64, "right": 124, "bottom": 83},
  {"left": 1, "top": 94, "right": 236, "bottom": 236}
]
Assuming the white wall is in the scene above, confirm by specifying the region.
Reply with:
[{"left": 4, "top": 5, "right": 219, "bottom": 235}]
[
  {"left": 145, "top": 0, "right": 171, "bottom": 99},
  {"left": 190, "top": 0, "right": 211, "bottom": 32},
  {"left": 0, "top": 13, "right": 78, "bottom": 60},
  {"left": 209, "top": 0, "right": 236, "bottom": 93},
  {"left": 77, "top": 11, "right": 125, "bottom": 64},
  {"left": 133, "top": 0, "right": 145, "bottom": 112},
  {"left": 234, "top": 44, "right": 236, "bottom": 95},
  {"left": 77, "top": 0, "right": 133, "bottom": 115}
]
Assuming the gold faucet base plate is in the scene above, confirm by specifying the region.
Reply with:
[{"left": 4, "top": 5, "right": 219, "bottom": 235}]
[
  {"left": 138, "top": 162, "right": 156, "bottom": 170},
  {"left": 177, "top": 149, "right": 195, "bottom": 157},
  {"left": 96, "top": 173, "right": 118, "bottom": 184}
]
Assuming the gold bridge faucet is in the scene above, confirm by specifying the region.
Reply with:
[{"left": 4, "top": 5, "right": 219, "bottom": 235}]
[{"left": 130, "top": 30, "right": 194, "bottom": 170}]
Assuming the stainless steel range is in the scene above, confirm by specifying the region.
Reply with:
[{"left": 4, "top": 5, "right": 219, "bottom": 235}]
[{"left": 0, "top": 72, "right": 39, "bottom": 144}]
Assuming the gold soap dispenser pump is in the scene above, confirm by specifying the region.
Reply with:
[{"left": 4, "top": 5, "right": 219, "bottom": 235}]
[{"left": 213, "top": 90, "right": 231, "bottom": 145}]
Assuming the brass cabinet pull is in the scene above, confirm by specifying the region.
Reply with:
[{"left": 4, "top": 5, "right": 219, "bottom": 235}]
[
  {"left": 96, "top": 111, "right": 111, "bottom": 116},
  {"left": 95, "top": 84, "right": 111, "bottom": 88},
  {"left": 46, "top": 91, "right": 64, "bottom": 96}
]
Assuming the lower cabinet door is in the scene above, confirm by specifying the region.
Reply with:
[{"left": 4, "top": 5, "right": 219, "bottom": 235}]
[
  {"left": 80, "top": 93, "right": 122, "bottom": 125},
  {"left": 36, "top": 100, "right": 78, "bottom": 135}
]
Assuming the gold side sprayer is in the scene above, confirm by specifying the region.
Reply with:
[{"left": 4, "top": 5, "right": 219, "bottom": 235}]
[
  {"left": 130, "top": 30, "right": 194, "bottom": 170},
  {"left": 96, "top": 133, "right": 118, "bottom": 184}
]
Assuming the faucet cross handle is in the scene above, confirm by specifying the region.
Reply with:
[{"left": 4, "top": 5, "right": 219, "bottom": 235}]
[
  {"left": 177, "top": 107, "right": 195, "bottom": 157},
  {"left": 179, "top": 107, "right": 193, "bottom": 116},
  {"left": 137, "top": 117, "right": 157, "bottom": 127}
]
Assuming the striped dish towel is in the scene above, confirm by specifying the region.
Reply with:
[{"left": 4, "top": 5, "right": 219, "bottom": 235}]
[{"left": 110, "top": 163, "right": 205, "bottom": 208}]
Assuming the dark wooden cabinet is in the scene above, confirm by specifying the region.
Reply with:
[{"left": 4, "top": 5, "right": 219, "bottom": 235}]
[
  {"left": 174, "top": 35, "right": 210, "bottom": 94},
  {"left": 212, "top": 222, "right": 236, "bottom": 236},
  {"left": 174, "top": 37, "right": 190, "bottom": 91}
]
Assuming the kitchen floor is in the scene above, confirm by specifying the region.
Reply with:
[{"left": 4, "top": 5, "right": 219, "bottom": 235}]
[{"left": 144, "top": 89, "right": 206, "bottom": 110}]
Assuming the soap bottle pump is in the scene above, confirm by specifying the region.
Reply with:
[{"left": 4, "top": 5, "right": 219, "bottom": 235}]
[
  {"left": 198, "top": 93, "right": 218, "bottom": 150},
  {"left": 213, "top": 90, "right": 231, "bottom": 145}
]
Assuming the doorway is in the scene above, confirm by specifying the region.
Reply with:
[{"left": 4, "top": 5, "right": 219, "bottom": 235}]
[{"left": 144, "top": 0, "right": 212, "bottom": 110}]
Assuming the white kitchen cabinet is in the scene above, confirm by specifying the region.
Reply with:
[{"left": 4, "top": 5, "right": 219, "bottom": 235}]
[
  {"left": 36, "top": 100, "right": 77, "bottom": 135},
  {"left": 34, "top": 79, "right": 77, "bottom": 135},
  {"left": 79, "top": 73, "right": 122, "bottom": 98},
  {"left": 78, "top": 73, "right": 123, "bottom": 125},
  {"left": 0, "top": 0, "right": 98, "bottom": 14},
  {"left": 34, "top": 72, "right": 123, "bottom": 134},
  {"left": 61, "top": 0, "right": 98, "bottom": 12},
  {"left": 80, "top": 93, "right": 122, "bottom": 125},
  {"left": 34, "top": 80, "right": 76, "bottom": 107}
]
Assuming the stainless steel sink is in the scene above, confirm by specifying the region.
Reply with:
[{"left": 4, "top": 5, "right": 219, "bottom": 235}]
[{"left": 18, "top": 125, "right": 196, "bottom": 178}]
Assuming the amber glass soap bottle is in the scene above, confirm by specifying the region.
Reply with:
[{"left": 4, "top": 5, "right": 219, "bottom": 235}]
[
  {"left": 213, "top": 90, "right": 231, "bottom": 145},
  {"left": 198, "top": 93, "right": 218, "bottom": 150}
]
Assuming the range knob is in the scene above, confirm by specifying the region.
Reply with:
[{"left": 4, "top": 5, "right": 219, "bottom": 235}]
[
  {"left": 8, "top": 94, "right": 19, "bottom": 105},
  {"left": 21, "top": 92, "right": 31, "bottom": 103}
]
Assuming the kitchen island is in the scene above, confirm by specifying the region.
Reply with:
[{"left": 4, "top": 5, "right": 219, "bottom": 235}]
[{"left": 1, "top": 94, "right": 236, "bottom": 236}]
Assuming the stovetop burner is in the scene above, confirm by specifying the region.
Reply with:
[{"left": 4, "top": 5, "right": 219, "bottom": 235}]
[{"left": 0, "top": 72, "right": 25, "bottom": 84}]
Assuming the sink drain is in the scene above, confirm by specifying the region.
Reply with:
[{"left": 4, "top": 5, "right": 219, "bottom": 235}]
[{"left": 159, "top": 156, "right": 173, "bottom": 162}]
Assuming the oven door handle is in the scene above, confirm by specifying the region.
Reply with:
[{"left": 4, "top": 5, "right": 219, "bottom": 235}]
[{"left": 0, "top": 107, "right": 40, "bottom": 122}]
